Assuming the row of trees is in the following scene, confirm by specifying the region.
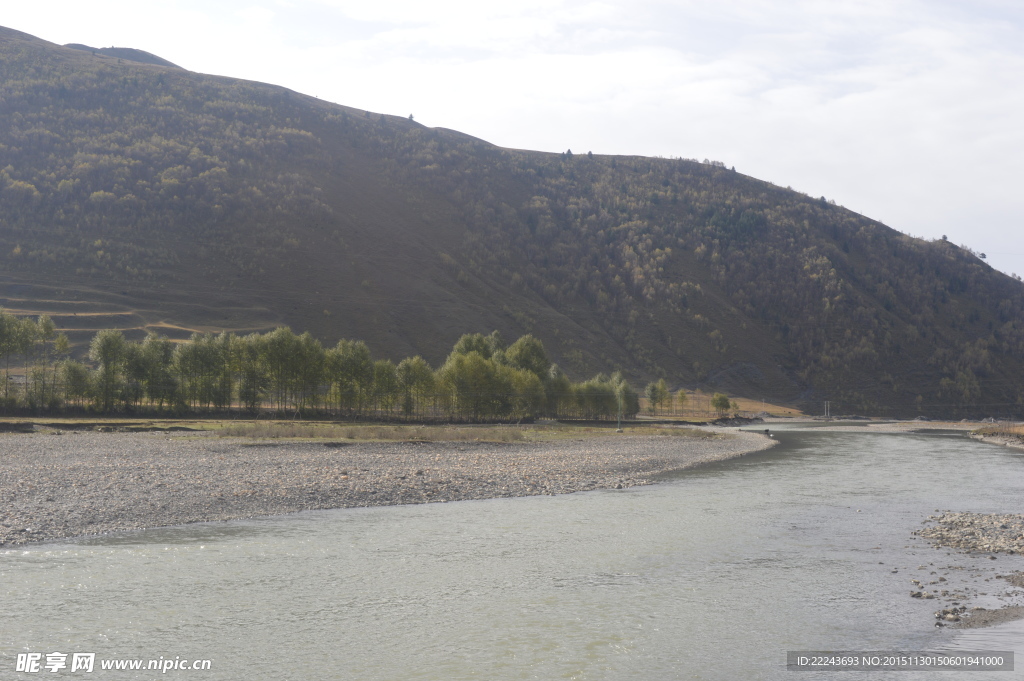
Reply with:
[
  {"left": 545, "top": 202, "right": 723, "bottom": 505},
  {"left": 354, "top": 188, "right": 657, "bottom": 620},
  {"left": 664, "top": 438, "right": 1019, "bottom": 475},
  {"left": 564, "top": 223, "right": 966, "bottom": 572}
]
[
  {"left": 0, "top": 312, "right": 641, "bottom": 421},
  {"left": 643, "top": 378, "right": 737, "bottom": 416}
]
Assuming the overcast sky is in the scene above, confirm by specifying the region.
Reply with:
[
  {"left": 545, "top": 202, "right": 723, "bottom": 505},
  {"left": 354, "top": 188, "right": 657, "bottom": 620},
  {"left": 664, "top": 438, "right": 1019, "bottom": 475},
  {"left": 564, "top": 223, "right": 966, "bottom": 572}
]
[{"left": 9, "top": 1, "right": 1024, "bottom": 277}]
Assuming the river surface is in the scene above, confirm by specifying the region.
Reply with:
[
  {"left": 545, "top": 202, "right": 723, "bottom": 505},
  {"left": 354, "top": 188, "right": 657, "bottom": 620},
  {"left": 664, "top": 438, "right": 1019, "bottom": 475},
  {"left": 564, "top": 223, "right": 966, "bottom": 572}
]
[{"left": 3, "top": 428, "right": 1024, "bottom": 680}]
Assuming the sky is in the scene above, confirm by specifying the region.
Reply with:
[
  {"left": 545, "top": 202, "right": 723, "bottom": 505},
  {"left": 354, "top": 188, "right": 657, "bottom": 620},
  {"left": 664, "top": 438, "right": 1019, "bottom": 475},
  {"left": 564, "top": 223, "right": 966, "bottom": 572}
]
[{"left": 8, "top": 1, "right": 1024, "bottom": 277}]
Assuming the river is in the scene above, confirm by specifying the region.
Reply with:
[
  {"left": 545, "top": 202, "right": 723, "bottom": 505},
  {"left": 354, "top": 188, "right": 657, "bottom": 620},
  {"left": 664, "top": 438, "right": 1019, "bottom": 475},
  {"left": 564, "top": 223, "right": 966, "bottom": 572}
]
[{"left": 3, "top": 427, "right": 1023, "bottom": 679}]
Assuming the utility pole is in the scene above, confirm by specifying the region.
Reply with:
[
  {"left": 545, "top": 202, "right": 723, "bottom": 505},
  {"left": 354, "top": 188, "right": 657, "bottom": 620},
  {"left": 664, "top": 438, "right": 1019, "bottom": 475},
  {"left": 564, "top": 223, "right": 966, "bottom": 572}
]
[{"left": 616, "top": 387, "right": 623, "bottom": 432}]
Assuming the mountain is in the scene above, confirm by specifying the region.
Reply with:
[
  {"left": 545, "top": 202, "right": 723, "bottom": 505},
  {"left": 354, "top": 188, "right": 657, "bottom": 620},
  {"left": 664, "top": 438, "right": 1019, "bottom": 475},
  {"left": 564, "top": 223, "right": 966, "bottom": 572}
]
[{"left": 1, "top": 25, "right": 1023, "bottom": 417}]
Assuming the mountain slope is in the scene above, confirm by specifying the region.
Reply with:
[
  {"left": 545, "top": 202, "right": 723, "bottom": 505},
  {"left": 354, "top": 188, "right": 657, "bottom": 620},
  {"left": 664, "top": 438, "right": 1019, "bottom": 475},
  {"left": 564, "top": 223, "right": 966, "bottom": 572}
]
[
  {"left": 1, "top": 25, "right": 1023, "bottom": 416},
  {"left": 63, "top": 43, "right": 182, "bottom": 68}
]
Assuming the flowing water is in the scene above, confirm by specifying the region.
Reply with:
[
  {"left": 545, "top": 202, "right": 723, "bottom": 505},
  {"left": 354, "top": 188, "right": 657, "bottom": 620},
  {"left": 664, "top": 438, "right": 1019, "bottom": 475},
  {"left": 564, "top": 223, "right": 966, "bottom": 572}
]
[{"left": 3, "top": 428, "right": 1024, "bottom": 680}]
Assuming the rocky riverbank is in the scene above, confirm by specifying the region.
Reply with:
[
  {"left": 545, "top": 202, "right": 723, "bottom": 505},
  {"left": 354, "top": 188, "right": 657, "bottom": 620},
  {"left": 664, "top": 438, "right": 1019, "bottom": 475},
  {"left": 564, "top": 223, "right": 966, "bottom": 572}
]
[
  {"left": 915, "top": 512, "right": 1024, "bottom": 554},
  {"left": 0, "top": 428, "right": 775, "bottom": 547},
  {"left": 911, "top": 512, "right": 1024, "bottom": 628},
  {"left": 971, "top": 432, "right": 1024, "bottom": 450}
]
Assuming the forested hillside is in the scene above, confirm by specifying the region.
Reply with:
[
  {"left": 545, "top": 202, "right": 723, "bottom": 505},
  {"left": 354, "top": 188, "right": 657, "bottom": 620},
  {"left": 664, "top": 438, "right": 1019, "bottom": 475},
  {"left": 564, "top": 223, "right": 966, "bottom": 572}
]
[{"left": 2, "top": 25, "right": 1023, "bottom": 417}]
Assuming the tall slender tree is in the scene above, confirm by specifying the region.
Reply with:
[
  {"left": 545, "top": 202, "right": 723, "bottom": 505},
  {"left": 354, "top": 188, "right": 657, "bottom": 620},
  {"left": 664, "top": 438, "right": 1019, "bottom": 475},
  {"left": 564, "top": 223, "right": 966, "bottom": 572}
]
[{"left": 90, "top": 329, "right": 127, "bottom": 412}]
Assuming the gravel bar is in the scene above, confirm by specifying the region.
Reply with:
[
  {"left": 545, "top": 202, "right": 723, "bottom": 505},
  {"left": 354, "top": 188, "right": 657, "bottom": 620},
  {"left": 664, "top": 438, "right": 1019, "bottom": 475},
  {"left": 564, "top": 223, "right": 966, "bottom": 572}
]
[
  {"left": 915, "top": 512, "right": 1024, "bottom": 554},
  {"left": 1, "top": 428, "right": 775, "bottom": 547},
  {"left": 913, "top": 513, "right": 1024, "bottom": 628}
]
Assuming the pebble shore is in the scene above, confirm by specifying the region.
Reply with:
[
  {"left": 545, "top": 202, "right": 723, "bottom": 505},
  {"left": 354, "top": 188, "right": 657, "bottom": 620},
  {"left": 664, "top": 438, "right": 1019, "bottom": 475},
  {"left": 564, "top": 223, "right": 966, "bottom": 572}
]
[
  {"left": 971, "top": 433, "right": 1024, "bottom": 451},
  {"left": 0, "top": 428, "right": 775, "bottom": 547},
  {"left": 916, "top": 513, "right": 1024, "bottom": 555},
  {"left": 912, "top": 512, "right": 1024, "bottom": 628}
]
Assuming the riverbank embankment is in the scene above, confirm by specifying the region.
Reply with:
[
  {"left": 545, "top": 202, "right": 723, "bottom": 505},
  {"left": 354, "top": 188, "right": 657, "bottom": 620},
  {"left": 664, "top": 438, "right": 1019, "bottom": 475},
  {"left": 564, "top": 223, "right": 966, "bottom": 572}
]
[{"left": 1, "top": 427, "right": 775, "bottom": 547}]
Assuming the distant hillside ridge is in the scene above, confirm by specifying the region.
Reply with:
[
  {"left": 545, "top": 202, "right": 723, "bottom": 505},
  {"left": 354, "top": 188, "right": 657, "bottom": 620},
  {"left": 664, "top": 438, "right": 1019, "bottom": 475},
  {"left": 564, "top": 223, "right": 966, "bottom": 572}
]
[
  {"left": 64, "top": 43, "right": 181, "bottom": 68},
  {"left": 2, "top": 24, "right": 1023, "bottom": 417}
]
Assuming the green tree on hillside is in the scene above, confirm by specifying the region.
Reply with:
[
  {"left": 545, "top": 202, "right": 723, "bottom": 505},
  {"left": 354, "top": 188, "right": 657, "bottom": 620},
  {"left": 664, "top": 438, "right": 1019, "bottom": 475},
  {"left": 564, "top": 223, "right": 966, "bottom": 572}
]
[
  {"left": 141, "top": 333, "right": 177, "bottom": 410},
  {"left": 0, "top": 310, "right": 35, "bottom": 404},
  {"left": 545, "top": 364, "right": 572, "bottom": 417},
  {"left": 234, "top": 332, "right": 267, "bottom": 414},
  {"left": 90, "top": 329, "right": 127, "bottom": 412},
  {"left": 503, "top": 334, "right": 549, "bottom": 378},
  {"left": 262, "top": 327, "right": 301, "bottom": 411},
  {"left": 327, "top": 339, "right": 373, "bottom": 413},
  {"left": 25, "top": 315, "right": 62, "bottom": 409},
  {"left": 437, "top": 351, "right": 498, "bottom": 420},
  {"left": 397, "top": 355, "right": 435, "bottom": 416},
  {"left": 60, "top": 359, "right": 92, "bottom": 408},
  {"left": 294, "top": 332, "right": 325, "bottom": 414},
  {"left": 450, "top": 331, "right": 504, "bottom": 361},
  {"left": 372, "top": 359, "right": 399, "bottom": 415},
  {"left": 711, "top": 392, "right": 731, "bottom": 414},
  {"left": 675, "top": 389, "right": 688, "bottom": 415},
  {"left": 645, "top": 378, "right": 669, "bottom": 415},
  {"left": 122, "top": 342, "right": 147, "bottom": 409}
]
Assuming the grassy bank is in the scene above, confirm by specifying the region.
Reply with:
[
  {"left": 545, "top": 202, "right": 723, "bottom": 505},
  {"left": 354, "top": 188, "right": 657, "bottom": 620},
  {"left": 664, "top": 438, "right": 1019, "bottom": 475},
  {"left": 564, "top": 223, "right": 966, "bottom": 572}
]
[{"left": 0, "top": 417, "right": 719, "bottom": 443}]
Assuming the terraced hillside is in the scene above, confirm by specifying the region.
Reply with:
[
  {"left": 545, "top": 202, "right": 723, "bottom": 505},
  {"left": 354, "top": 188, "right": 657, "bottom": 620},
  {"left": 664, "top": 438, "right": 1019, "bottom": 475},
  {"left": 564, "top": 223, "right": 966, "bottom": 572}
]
[{"left": 0, "top": 281, "right": 275, "bottom": 349}]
